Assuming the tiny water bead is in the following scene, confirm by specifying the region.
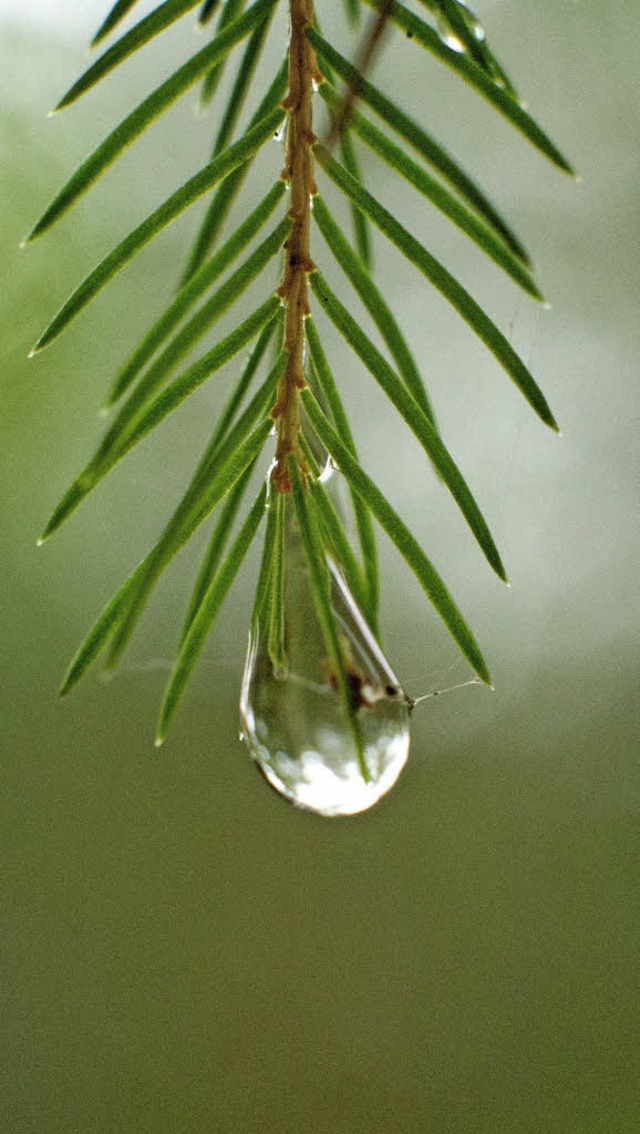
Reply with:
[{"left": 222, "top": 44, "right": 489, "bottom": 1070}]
[
  {"left": 436, "top": 2, "right": 486, "bottom": 53},
  {"left": 459, "top": 2, "right": 486, "bottom": 42},
  {"left": 240, "top": 497, "right": 410, "bottom": 817},
  {"left": 436, "top": 13, "right": 465, "bottom": 54}
]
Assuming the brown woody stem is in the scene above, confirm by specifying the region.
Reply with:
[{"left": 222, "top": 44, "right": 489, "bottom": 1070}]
[{"left": 271, "top": 0, "right": 320, "bottom": 492}]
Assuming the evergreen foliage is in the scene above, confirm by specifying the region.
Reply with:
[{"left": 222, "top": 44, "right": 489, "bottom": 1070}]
[{"left": 29, "top": 0, "right": 573, "bottom": 740}]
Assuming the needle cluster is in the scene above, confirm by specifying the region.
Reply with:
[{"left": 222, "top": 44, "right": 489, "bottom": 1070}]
[{"left": 27, "top": 0, "right": 574, "bottom": 741}]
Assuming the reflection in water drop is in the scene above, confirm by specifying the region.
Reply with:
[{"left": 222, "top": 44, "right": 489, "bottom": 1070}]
[
  {"left": 436, "top": 12, "right": 465, "bottom": 54},
  {"left": 462, "top": 2, "right": 486, "bottom": 42},
  {"left": 436, "top": 2, "right": 486, "bottom": 53},
  {"left": 240, "top": 499, "right": 410, "bottom": 817}
]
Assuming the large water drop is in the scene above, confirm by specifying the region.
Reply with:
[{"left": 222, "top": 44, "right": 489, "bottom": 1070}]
[{"left": 240, "top": 497, "right": 410, "bottom": 817}]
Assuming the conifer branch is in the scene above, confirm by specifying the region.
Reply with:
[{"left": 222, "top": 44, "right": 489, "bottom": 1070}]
[{"left": 28, "top": 0, "right": 573, "bottom": 762}]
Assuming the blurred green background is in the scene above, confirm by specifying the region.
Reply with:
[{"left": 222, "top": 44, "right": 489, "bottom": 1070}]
[{"left": 1, "top": 2, "right": 638, "bottom": 1130}]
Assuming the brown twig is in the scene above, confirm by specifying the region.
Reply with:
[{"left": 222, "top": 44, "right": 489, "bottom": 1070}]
[
  {"left": 271, "top": 0, "right": 321, "bottom": 492},
  {"left": 324, "top": 0, "right": 394, "bottom": 148},
  {"left": 272, "top": 0, "right": 395, "bottom": 491}
]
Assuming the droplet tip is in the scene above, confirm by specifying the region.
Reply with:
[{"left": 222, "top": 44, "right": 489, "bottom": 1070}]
[
  {"left": 542, "top": 300, "right": 553, "bottom": 312},
  {"left": 47, "top": 107, "right": 59, "bottom": 119},
  {"left": 154, "top": 735, "right": 165, "bottom": 748},
  {"left": 36, "top": 536, "right": 45, "bottom": 548},
  {"left": 573, "top": 172, "right": 583, "bottom": 185}
]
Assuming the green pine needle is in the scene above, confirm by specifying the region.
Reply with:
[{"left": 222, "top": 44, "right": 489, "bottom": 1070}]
[
  {"left": 182, "top": 61, "right": 288, "bottom": 281},
  {"left": 60, "top": 0, "right": 203, "bottom": 110},
  {"left": 319, "top": 85, "right": 543, "bottom": 300},
  {"left": 107, "top": 418, "right": 272, "bottom": 674},
  {"left": 156, "top": 482, "right": 268, "bottom": 744},
  {"left": 106, "top": 180, "right": 286, "bottom": 406},
  {"left": 361, "top": 0, "right": 575, "bottom": 175},
  {"left": 29, "top": 0, "right": 278, "bottom": 241},
  {"left": 338, "top": 130, "right": 373, "bottom": 271},
  {"left": 210, "top": 8, "right": 274, "bottom": 157},
  {"left": 315, "top": 147, "right": 559, "bottom": 431},
  {"left": 199, "top": 0, "right": 246, "bottom": 105},
  {"left": 199, "top": 0, "right": 222, "bottom": 28},
  {"left": 40, "top": 298, "right": 281, "bottom": 541},
  {"left": 101, "top": 217, "right": 289, "bottom": 429},
  {"left": 31, "top": 110, "right": 284, "bottom": 352},
  {"left": 298, "top": 436, "right": 372, "bottom": 622},
  {"left": 289, "top": 458, "right": 369, "bottom": 782},
  {"left": 312, "top": 194, "right": 436, "bottom": 424},
  {"left": 92, "top": 1, "right": 142, "bottom": 46},
  {"left": 266, "top": 488, "right": 287, "bottom": 674},
  {"left": 305, "top": 318, "right": 380, "bottom": 618},
  {"left": 308, "top": 28, "right": 531, "bottom": 264},
  {"left": 303, "top": 389, "right": 492, "bottom": 687},
  {"left": 310, "top": 271, "right": 508, "bottom": 582},
  {"left": 181, "top": 460, "right": 258, "bottom": 642}
]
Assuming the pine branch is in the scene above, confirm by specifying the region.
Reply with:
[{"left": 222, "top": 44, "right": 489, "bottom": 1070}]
[{"left": 29, "top": 0, "right": 574, "bottom": 811}]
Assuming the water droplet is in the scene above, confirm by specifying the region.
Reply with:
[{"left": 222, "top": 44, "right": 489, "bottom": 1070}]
[
  {"left": 436, "top": 2, "right": 486, "bottom": 53},
  {"left": 317, "top": 456, "right": 334, "bottom": 483},
  {"left": 240, "top": 499, "right": 410, "bottom": 816},
  {"left": 461, "top": 1, "right": 486, "bottom": 42},
  {"left": 436, "top": 12, "right": 465, "bottom": 53}
]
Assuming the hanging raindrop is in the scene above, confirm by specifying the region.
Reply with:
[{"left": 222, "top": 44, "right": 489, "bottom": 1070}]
[{"left": 240, "top": 493, "right": 410, "bottom": 817}]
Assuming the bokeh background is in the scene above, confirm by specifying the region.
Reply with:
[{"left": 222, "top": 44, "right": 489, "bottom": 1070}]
[{"left": 2, "top": 2, "right": 638, "bottom": 1130}]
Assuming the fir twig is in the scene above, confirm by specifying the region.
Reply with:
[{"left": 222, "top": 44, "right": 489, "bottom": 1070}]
[{"left": 29, "top": 0, "right": 572, "bottom": 749}]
